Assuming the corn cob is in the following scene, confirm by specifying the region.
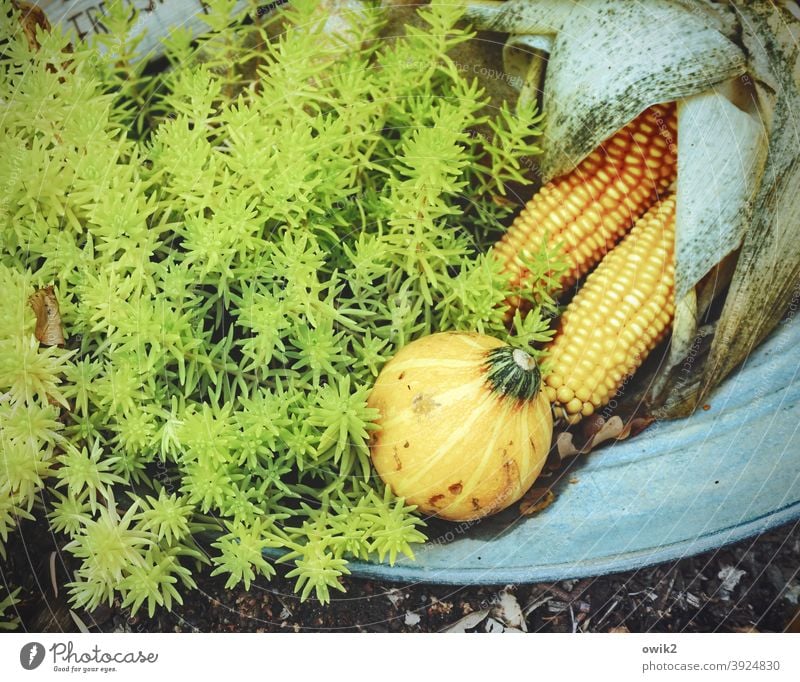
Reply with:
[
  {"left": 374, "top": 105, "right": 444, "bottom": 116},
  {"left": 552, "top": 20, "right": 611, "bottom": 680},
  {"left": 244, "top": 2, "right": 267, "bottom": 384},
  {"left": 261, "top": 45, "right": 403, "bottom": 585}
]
[
  {"left": 494, "top": 103, "right": 677, "bottom": 319},
  {"left": 543, "top": 195, "right": 677, "bottom": 424}
]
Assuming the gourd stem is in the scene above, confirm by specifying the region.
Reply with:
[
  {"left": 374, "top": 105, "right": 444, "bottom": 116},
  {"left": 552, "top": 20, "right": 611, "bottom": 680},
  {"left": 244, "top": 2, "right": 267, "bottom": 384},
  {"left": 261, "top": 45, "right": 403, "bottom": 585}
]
[{"left": 483, "top": 346, "right": 541, "bottom": 401}]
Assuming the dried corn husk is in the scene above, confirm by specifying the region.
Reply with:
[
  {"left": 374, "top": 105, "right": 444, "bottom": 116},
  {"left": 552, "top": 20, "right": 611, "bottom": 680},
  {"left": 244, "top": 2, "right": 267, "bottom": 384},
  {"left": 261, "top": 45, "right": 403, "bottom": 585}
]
[
  {"left": 700, "top": 0, "right": 800, "bottom": 401},
  {"left": 648, "top": 89, "right": 767, "bottom": 404},
  {"left": 464, "top": 0, "right": 572, "bottom": 36},
  {"left": 501, "top": 33, "right": 552, "bottom": 109},
  {"left": 466, "top": 0, "right": 746, "bottom": 180},
  {"left": 674, "top": 91, "right": 766, "bottom": 303},
  {"left": 466, "top": 0, "right": 800, "bottom": 419}
]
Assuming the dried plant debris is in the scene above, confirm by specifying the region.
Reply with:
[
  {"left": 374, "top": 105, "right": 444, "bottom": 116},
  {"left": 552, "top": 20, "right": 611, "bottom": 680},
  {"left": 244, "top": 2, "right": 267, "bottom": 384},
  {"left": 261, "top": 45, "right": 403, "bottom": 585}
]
[
  {"left": 783, "top": 583, "right": 800, "bottom": 606},
  {"left": 518, "top": 487, "right": 555, "bottom": 516},
  {"left": 441, "top": 587, "right": 527, "bottom": 632},
  {"left": 465, "top": 0, "right": 746, "bottom": 180},
  {"left": 404, "top": 610, "right": 421, "bottom": 627},
  {"left": 492, "top": 588, "right": 527, "bottom": 631},
  {"left": 466, "top": 0, "right": 800, "bottom": 421},
  {"left": 673, "top": 91, "right": 765, "bottom": 305},
  {"left": 700, "top": 1, "right": 800, "bottom": 401},
  {"left": 386, "top": 588, "right": 404, "bottom": 608},
  {"left": 717, "top": 566, "right": 747, "bottom": 601},
  {"left": 552, "top": 415, "right": 655, "bottom": 460},
  {"left": 28, "top": 286, "right": 65, "bottom": 346},
  {"left": 441, "top": 608, "right": 491, "bottom": 633},
  {"left": 11, "top": 0, "right": 51, "bottom": 51}
]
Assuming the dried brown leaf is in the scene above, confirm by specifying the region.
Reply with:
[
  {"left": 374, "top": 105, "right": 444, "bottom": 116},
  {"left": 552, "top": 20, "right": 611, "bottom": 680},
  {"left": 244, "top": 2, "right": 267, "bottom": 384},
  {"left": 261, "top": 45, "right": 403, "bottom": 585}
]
[
  {"left": 519, "top": 487, "right": 555, "bottom": 516},
  {"left": 555, "top": 431, "right": 580, "bottom": 459},
  {"left": 553, "top": 416, "right": 654, "bottom": 461},
  {"left": 28, "top": 286, "right": 65, "bottom": 346},
  {"left": 592, "top": 416, "right": 627, "bottom": 444},
  {"left": 12, "top": 1, "right": 51, "bottom": 51}
]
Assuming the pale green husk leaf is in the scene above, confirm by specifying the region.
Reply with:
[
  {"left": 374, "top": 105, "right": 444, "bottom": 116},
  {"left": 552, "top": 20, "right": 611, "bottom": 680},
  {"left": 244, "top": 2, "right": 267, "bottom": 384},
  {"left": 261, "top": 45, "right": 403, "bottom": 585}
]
[
  {"left": 536, "top": 1, "right": 746, "bottom": 180},
  {"left": 463, "top": 0, "right": 572, "bottom": 36},
  {"left": 674, "top": 90, "right": 766, "bottom": 303},
  {"left": 465, "top": 0, "right": 800, "bottom": 418},
  {"left": 501, "top": 33, "right": 553, "bottom": 109},
  {"left": 701, "top": 0, "right": 800, "bottom": 399},
  {"left": 466, "top": 0, "right": 747, "bottom": 181},
  {"left": 647, "top": 88, "right": 766, "bottom": 406}
]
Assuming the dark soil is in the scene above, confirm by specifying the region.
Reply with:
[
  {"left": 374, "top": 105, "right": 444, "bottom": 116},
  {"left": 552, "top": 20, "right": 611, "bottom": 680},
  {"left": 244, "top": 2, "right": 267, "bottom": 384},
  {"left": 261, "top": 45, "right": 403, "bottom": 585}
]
[{"left": 4, "top": 516, "right": 799, "bottom": 633}]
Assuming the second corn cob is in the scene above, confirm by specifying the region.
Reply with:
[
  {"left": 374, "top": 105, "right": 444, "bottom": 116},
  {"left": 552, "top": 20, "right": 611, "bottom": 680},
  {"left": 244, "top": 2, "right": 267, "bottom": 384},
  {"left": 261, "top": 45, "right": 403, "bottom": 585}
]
[
  {"left": 543, "top": 195, "right": 677, "bottom": 424},
  {"left": 494, "top": 104, "right": 677, "bottom": 320}
]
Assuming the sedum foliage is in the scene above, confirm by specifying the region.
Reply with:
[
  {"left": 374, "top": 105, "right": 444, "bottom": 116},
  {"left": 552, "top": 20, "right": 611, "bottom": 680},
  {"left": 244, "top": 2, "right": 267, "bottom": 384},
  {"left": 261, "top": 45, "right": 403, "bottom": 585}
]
[
  {"left": 0, "top": 0, "right": 555, "bottom": 614},
  {"left": 0, "top": 585, "right": 21, "bottom": 630}
]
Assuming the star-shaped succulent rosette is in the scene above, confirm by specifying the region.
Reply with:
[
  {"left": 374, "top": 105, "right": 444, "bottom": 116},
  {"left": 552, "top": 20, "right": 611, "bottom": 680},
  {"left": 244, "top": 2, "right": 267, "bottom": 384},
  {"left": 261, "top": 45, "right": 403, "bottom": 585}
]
[{"left": 466, "top": 0, "right": 800, "bottom": 419}]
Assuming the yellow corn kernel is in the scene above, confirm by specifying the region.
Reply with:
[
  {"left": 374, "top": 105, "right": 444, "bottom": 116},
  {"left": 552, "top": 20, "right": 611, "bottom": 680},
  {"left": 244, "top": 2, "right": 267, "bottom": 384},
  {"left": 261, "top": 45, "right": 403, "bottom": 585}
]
[
  {"left": 494, "top": 103, "right": 677, "bottom": 320},
  {"left": 543, "top": 195, "right": 677, "bottom": 424}
]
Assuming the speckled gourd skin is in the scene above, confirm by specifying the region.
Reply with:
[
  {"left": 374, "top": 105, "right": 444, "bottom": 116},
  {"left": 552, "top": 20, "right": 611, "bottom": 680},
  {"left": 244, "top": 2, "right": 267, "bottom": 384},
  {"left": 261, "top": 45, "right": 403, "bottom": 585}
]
[{"left": 367, "top": 332, "right": 553, "bottom": 522}]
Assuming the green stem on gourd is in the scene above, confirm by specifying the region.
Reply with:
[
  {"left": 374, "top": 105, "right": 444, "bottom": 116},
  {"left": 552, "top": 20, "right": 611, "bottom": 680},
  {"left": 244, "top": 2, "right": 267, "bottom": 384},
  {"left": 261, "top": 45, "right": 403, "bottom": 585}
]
[{"left": 483, "top": 346, "right": 541, "bottom": 401}]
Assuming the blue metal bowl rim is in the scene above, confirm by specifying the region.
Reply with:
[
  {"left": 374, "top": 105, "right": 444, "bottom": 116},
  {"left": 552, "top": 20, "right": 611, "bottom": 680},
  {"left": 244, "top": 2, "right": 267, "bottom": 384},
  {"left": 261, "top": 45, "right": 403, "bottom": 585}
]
[{"left": 327, "top": 502, "right": 800, "bottom": 586}]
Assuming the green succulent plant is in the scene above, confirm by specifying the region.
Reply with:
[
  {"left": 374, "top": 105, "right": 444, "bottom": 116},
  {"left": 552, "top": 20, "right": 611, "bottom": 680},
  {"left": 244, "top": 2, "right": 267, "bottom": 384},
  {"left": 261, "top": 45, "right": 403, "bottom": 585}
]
[
  {"left": 0, "top": 585, "right": 21, "bottom": 630},
  {"left": 0, "top": 0, "right": 557, "bottom": 613}
]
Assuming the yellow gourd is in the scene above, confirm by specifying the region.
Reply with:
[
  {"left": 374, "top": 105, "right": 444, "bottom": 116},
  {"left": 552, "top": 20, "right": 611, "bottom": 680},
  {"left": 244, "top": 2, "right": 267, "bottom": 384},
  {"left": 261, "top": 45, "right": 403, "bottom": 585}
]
[{"left": 367, "top": 332, "right": 553, "bottom": 522}]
